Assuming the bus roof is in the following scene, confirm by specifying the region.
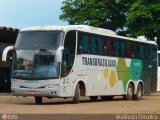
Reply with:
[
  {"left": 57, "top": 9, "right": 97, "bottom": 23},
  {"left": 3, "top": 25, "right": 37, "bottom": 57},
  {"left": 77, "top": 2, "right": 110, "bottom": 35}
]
[{"left": 20, "top": 25, "right": 157, "bottom": 45}]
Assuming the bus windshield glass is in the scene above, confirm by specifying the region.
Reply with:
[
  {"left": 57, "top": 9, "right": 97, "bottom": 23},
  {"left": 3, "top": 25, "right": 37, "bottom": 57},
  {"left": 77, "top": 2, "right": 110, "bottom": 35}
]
[
  {"left": 15, "top": 31, "right": 64, "bottom": 49},
  {"left": 12, "top": 49, "right": 59, "bottom": 79}
]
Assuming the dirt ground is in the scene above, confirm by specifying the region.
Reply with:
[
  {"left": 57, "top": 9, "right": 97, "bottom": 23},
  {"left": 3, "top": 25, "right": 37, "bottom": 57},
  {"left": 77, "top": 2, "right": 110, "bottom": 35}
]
[{"left": 0, "top": 92, "right": 160, "bottom": 115}]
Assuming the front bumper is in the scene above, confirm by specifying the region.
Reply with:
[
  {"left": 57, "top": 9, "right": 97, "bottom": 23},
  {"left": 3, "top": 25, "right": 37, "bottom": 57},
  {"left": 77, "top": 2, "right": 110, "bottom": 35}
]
[{"left": 11, "top": 87, "right": 60, "bottom": 97}]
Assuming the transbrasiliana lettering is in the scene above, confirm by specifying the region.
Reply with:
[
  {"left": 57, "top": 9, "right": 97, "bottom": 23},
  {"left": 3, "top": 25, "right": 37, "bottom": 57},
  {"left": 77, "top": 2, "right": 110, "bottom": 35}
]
[{"left": 82, "top": 57, "right": 116, "bottom": 67}]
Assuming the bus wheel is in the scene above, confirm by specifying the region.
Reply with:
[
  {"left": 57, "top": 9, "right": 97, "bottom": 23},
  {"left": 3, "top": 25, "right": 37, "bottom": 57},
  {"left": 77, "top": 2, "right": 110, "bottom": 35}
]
[
  {"left": 89, "top": 96, "right": 98, "bottom": 101},
  {"left": 124, "top": 83, "right": 134, "bottom": 100},
  {"left": 35, "top": 97, "right": 42, "bottom": 104},
  {"left": 100, "top": 96, "right": 113, "bottom": 101},
  {"left": 133, "top": 83, "right": 143, "bottom": 100},
  {"left": 73, "top": 83, "right": 80, "bottom": 104}
]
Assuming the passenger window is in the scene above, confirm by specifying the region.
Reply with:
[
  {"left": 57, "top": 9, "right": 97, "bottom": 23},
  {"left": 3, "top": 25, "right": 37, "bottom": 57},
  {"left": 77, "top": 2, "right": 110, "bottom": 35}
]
[
  {"left": 119, "top": 41, "right": 126, "bottom": 57},
  {"left": 82, "top": 34, "right": 90, "bottom": 53},
  {"left": 78, "top": 33, "right": 90, "bottom": 54},
  {"left": 105, "top": 37, "right": 114, "bottom": 56},
  {"left": 97, "top": 37, "right": 104, "bottom": 55},
  {"left": 130, "top": 43, "right": 137, "bottom": 58},
  {"left": 114, "top": 40, "right": 119, "bottom": 56},
  {"left": 110, "top": 39, "right": 115, "bottom": 56},
  {"left": 90, "top": 36, "right": 97, "bottom": 54},
  {"left": 151, "top": 45, "right": 157, "bottom": 60},
  {"left": 77, "top": 33, "right": 82, "bottom": 54},
  {"left": 126, "top": 42, "right": 132, "bottom": 58},
  {"left": 139, "top": 44, "right": 144, "bottom": 59},
  {"left": 61, "top": 49, "right": 70, "bottom": 76},
  {"left": 144, "top": 45, "right": 151, "bottom": 59},
  {"left": 104, "top": 38, "right": 109, "bottom": 55},
  {"left": 135, "top": 44, "right": 140, "bottom": 58}
]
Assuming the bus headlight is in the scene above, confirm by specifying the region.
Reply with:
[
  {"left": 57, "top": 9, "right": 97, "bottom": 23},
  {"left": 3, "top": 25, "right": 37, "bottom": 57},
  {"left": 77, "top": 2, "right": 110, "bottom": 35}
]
[
  {"left": 11, "top": 83, "right": 16, "bottom": 88},
  {"left": 45, "top": 84, "right": 55, "bottom": 88}
]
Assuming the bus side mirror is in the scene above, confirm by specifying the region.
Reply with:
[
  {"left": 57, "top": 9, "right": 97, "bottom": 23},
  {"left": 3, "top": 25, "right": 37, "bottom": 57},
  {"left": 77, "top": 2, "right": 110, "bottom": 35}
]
[
  {"left": 56, "top": 46, "right": 64, "bottom": 63},
  {"left": 2, "top": 46, "right": 14, "bottom": 61}
]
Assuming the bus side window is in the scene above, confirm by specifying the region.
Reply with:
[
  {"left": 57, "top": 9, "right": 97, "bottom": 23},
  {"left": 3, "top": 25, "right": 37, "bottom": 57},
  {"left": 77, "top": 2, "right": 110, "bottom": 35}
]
[
  {"left": 119, "top": 40, "right": 126, "bottom": 57},
  {"left": 62, "top": 31, "right": 76, "bottom": 76},
  {"left": 144, "top": 45, "right": 150, "bottom": 59},
  {"left": 90, "top": 36, "right": 97, "bottom": 54},
  {"left": 135, "top": 44, "right": 140, "bottom": 58},
  {"left": 130, "top": 43, "right": 137, "bottom": 58},
  {"left": 105, "top": 37, "right": 111, "bottom": 55},
  {"left": 64, "top": 31, "right": 76, "bottom": 56},
  {"left": 77, "top": 32, "right": 82, "bottom": 54},
  {"left": 139, "top": 44, "right": 144, "bottom": 59},
  {"left": 97, "top": 37, "right": 104, "bottom": 55},
  {"left": 127, "top": 42, "right": 133, "bottom": 58},
  {"left": 151, "top": 45, "right": 157, "bottom": 60},
  {"left": 81, "top": 34, "right": 90, "bottom": 53},
  {"left": 61, "top": 49, "right": 70, "bottom": 76},
  {"left": 104, "top": 39, "right": 107, "bottom": 55},
  {"left": 110, "top": 39, "right": 115, "bottom": 56},
  {"left": 114, "top": 40, "right": 119, "bottom": 56}
]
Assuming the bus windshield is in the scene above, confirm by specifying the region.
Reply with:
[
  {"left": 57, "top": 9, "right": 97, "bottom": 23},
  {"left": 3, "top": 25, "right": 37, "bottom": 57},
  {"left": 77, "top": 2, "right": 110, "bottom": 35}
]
[
  {"left": 12, "top": 49, "right": 59, "bottom": 79},
  {"left": 15, "top": 31, "right": 63, "bottom": 49},
  {"left": 12, "top": 30, "right": 64, "bottom": 79}
]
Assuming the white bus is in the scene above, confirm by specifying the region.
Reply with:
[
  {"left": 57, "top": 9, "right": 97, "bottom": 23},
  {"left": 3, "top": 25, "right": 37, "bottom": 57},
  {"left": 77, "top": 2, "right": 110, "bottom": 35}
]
[{"left": 2, "top": 25, "right": 158, "bottom": 104}]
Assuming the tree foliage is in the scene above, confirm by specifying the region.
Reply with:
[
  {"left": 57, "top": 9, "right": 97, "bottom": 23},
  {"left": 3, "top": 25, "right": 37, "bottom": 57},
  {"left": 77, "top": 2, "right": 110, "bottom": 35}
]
[
  {"left": 60, "top": 0, "right": 135, "bottom": 31},
  {"left": 60, "top": 0, "right": 160, "bottom": 45},
  {"left": 126, "top": 0, "right": 160, "bottom": 43}
]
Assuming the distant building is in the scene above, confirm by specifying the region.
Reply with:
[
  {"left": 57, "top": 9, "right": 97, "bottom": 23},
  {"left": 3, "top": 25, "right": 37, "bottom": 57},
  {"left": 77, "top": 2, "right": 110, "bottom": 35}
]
[{"left": 0, "top": 26, "right": 19, "bottom": 92}]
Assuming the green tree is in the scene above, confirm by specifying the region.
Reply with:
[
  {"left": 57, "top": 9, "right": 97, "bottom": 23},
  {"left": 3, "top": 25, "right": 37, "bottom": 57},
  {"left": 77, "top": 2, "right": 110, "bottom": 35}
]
[
  {"left": 126, "top": 0, "right": 160, "bottom": 44},
  {"left": 60, "top": 0, "right": 135, "bottom": 31}
]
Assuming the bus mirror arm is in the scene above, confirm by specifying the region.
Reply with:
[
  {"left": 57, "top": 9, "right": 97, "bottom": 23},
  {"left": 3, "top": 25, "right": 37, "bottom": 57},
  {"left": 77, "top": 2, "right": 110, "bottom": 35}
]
[
  {"left": 56, "top": 46, "right": 64, "bottom": 63},
  {"left": 2, "top": 46, "right": 14, "bottom": 62}
]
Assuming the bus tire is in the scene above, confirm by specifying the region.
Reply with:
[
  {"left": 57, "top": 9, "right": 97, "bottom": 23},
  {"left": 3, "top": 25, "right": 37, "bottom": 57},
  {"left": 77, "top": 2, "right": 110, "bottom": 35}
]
[
  {"left": 89, "top": 96, "right": 98, "bottom": 101},
  {"left": 73, "top": 83, "right": 80, "bottom": 104},
  {"left": 35, "top": 97, "right": 42, "bottom": 104},
  {"left": 133, "top": 83, "right": 143, "bottom": 100},
  {"left": 100, "top": 96, "right": 113, "bottom": 101},
  {"left": 124, "top": 83, "right": 134, "bottom": 100}
]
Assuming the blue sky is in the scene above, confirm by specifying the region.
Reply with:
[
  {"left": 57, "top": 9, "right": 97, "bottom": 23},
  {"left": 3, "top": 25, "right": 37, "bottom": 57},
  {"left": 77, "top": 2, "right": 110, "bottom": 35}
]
[{"left": 0, "top": 0, "right": 67, "bottom": 29}]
